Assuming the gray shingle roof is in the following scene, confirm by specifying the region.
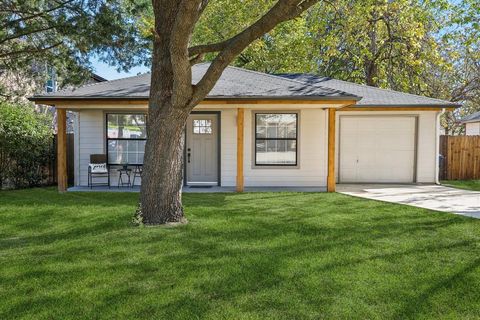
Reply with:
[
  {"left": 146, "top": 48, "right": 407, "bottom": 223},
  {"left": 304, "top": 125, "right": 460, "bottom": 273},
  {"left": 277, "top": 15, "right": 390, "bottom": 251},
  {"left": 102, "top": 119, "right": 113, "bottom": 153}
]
[
  {"left": 31, "top": 63, "right": 359, "bottom": 101},
  {"left": 461, "top": 111, "right": 480, "bottom": 123},
  {"left": 279, "top": 74, "right": 460, "bottom": 107},
  {"left": 30, "top": 64, "right": 460, "bottom": 108}
]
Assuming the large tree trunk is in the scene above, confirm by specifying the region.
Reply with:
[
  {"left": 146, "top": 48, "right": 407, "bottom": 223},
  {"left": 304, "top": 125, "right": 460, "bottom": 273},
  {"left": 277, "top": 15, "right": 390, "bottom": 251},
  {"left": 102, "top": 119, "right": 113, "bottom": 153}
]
[
  {"left": 139, "top": 105, "right": 189, "bottom": 224},
  {"left": 139, "top": 0, "right": 320, "bottom": 225},
  {"left": 139, "top": 1, "right": 193, "bottom": 224}
]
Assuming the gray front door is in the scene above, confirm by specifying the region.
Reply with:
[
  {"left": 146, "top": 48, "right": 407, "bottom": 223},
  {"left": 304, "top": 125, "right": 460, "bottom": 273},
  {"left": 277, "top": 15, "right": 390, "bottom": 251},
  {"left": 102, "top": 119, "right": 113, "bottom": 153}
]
[{"left": 186, "top": 114, "right": 218, "bottom": 185}]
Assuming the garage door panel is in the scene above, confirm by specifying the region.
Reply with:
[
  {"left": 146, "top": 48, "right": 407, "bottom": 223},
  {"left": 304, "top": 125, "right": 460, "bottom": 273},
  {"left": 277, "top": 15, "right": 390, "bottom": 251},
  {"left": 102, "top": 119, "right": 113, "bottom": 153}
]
[{"left": 339, "top": 116, "right": 416, "bottom": 183}]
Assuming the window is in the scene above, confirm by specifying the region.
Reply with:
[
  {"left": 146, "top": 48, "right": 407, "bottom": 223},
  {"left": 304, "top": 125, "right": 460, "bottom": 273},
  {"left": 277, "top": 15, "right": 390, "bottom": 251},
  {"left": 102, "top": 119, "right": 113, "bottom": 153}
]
[
  {"left": 45, "top": 66, "right": 57, "bottom": 93},
  {"left": 106, "top": 114, "right": 146, "bottom": 165},
  {"left": 255, "top": 113, "right": 298, "bottom": 166},
  {"left": 193, "top": 119, "right": 212, "bottom": 134}
]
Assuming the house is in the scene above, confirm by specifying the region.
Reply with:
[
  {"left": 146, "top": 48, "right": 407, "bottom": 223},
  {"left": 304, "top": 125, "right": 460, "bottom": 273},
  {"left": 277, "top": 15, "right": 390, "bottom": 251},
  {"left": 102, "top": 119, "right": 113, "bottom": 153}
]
[
  {"left": 461, "top": 111, "right": 480, "bottom": 135},
  {"left": 29, "top": 63, "right": 460, "bottom": 192}
]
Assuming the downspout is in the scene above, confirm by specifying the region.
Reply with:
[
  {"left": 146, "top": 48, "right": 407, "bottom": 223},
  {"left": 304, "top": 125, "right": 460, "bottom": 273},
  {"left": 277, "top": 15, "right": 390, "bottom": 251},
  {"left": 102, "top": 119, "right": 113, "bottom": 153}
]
[{"left": 435, "top": 108, "right": 446, "bottom": 184}]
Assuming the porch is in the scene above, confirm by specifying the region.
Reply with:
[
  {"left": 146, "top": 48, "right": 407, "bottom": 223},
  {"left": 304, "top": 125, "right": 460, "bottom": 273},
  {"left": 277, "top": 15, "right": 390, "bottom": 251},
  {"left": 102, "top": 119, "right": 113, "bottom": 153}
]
[
  {"left": 67, "top": 186, "right": 327, "bottom": 193},
  {"left": 56, "top": 107, "right": 338, "bottom": 193}
]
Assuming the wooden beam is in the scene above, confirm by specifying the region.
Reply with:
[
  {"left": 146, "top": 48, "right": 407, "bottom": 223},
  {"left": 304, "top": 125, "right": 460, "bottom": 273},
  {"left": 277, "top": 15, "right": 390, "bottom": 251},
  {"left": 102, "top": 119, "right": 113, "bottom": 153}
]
[
  {"left": 57, "top": 108, "right": 68, "bottom": 192},
  {"left": 327, "top": 108, "right": 336, "bottom": 192},
  {"left": 236, "top": 108, "right": 245, "bottom": 192}
]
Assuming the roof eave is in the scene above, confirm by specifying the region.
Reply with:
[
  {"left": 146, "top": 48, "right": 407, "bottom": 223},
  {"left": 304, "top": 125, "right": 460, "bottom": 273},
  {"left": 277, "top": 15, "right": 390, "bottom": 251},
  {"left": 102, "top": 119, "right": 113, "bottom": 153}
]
[
  {"left": 29, "top": 95, "right": 362, "bottom": 103},
  {"left": 353, "top": 103, "right": 462, "bottom": 108}
]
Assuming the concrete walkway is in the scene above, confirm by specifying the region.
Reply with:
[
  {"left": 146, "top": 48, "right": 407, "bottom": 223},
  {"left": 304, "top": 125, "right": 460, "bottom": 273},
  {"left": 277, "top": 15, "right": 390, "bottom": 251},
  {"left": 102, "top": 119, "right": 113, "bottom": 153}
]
[{"left": 338, "top": 184, "right": 480, "bottom": 219}]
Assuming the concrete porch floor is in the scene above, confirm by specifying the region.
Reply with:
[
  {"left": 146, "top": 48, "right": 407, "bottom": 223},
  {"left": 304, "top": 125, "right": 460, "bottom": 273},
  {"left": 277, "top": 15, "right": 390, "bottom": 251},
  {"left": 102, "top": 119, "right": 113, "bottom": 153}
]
[{"left": 67, "top": 186, "right": 327, "bottom": 193}]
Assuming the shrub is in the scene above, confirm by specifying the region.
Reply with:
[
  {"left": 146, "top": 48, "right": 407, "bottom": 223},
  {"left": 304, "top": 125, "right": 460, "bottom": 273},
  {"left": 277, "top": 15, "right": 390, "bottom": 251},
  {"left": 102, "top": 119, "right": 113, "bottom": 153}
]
[{"left": 0, "top": 102, "right": 54, "bottom": 189}]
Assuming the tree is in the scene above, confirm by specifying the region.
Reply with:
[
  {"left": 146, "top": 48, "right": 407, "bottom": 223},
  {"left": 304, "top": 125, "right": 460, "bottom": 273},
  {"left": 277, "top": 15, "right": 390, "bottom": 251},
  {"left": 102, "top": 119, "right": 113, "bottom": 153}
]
[
  {"left": 139, "top": 0, "right": 450, "bottom": 88},
  {"left": 138, "top": 0, "right": 318, "bottom": 74},
  {"left": 0, "top": 0, "right": 150, "bottom": 100},
  {"left": 424, "top": 0, "right": 480, "bottom": 134},
  {"left": 0, "top": 101, "right": 53, "bottom": 189},
  {"left": 139, "top": 0, "right": 319, "bottom": 225}
]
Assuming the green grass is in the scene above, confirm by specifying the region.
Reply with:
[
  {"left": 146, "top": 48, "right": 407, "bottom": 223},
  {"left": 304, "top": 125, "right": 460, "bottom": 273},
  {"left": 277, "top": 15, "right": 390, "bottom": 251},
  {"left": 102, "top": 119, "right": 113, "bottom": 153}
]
[
  {"left": 1, "top": 188, "right": 480, "bottom": 319},
  {"left": 442, "top": 180, "right": 480, "bottom": 191}
]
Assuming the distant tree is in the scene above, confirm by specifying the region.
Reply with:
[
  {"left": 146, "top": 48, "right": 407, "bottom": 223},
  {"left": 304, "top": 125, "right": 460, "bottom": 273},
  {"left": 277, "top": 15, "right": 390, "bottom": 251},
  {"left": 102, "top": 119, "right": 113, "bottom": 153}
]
[{"left": 427, "top": 0, "right": 480, "bottom": 134}]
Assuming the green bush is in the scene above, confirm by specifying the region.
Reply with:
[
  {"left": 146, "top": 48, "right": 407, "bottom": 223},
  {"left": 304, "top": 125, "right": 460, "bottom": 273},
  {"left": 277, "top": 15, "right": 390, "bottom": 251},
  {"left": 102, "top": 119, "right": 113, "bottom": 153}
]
[{"left": 0, "top": 102, "right": 54, "bottom": 189}]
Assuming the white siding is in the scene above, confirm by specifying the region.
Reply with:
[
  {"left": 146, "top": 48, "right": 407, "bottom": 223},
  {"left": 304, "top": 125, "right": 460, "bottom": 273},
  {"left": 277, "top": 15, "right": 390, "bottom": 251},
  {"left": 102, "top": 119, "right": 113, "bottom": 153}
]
[
  {"left": 220, "top": 109, "right": 237, "bottom": 186},
  {"left": 336, "top": 111, "right": 439, "bottom": 183},
  {"left": 466, "top": 122, "right": 480, "bottom": 136},
  {"left": 77, "top": 110, "right": 104, "bottom": 186}
]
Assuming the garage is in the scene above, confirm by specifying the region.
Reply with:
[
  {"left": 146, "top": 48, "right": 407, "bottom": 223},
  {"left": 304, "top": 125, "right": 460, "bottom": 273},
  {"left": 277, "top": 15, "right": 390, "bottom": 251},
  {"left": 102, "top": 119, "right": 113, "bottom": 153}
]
[{"left": 339, "top": 116, "right": 417, "bottom": 183}]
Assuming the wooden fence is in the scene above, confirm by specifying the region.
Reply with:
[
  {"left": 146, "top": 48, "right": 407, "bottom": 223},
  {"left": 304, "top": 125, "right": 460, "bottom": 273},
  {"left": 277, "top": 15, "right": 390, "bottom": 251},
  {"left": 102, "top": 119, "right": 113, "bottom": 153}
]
[{"left": 440, "top": 135, "right": 480, "bottom": 180}]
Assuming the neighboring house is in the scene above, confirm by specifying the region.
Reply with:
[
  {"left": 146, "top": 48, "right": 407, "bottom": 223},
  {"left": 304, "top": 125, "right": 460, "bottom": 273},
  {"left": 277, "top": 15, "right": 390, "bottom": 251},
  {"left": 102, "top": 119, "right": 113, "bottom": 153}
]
[
  {"left": 30, "top": 63, "right": 460, "bottom": 192},
  {"left": 461, "top": 111, "right": 480, "bottom": 135}
]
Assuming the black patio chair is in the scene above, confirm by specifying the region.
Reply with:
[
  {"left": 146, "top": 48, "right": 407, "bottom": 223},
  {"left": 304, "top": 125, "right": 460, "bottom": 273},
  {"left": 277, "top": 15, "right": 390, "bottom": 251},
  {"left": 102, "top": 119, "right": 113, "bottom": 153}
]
[{"left": 88, "top": 154, "right": 110, "bottom": 189}]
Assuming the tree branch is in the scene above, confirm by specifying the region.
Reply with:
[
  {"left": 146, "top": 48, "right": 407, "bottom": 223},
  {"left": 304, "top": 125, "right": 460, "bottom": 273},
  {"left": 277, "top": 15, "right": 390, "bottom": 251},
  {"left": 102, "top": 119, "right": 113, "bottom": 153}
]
[
  {"left": 0, "top": 41, "right": 63, "bottom": 59},
  {"left": 189, "top": 0, "right": 319, "bottom": 106},
  {"left": 1, "top": 0, "right": 74, "bottom": 29},
  {"left": 0, "top": 25, "right": 57, "bottom": 45}
]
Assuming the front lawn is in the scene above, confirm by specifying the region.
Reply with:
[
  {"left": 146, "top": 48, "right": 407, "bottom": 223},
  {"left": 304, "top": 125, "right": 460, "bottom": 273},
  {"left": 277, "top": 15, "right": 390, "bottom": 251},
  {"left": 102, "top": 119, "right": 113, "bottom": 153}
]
[
  {"left": 1, "top": 188, "right": 480, "bottom": 319},
  {"left": 442, "top": 180, "right": 480, "bottom": 191}
]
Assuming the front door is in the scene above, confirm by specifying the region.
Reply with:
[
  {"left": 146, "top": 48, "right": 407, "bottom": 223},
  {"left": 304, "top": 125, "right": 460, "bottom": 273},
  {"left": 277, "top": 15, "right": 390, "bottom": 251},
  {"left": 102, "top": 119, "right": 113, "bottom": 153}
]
[{"left": 186, "top": 114, "right": 218, "bottom": 185}]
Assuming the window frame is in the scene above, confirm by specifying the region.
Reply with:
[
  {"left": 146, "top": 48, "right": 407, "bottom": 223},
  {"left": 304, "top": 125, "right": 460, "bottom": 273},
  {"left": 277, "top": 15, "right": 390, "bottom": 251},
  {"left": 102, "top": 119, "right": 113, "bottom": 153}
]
[
  {"left": 105, "top": 113, "right": 147, "bottom": 166},
  {"left": 253, "top": 112, "right": 299, "bottom": 167}
]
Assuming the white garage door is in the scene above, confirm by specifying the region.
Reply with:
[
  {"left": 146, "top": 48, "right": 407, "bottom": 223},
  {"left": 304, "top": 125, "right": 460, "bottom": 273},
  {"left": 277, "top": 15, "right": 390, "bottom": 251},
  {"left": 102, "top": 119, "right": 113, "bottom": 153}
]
[{"left": 339, "top": 116, "right": 416, "bottom": 183}]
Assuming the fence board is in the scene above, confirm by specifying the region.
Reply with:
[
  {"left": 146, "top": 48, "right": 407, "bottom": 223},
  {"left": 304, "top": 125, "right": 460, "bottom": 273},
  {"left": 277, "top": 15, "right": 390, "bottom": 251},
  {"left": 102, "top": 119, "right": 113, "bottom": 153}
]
[{"left": 440, "top": 135, "right": 480, "bottom": 180}]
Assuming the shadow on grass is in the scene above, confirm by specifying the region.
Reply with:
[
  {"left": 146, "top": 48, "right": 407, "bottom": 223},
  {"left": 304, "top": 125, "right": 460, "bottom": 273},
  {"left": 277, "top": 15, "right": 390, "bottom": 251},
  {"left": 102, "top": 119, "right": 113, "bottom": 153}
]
[{"left": 1, "top": 189, "right": 480, "bottom": 319}]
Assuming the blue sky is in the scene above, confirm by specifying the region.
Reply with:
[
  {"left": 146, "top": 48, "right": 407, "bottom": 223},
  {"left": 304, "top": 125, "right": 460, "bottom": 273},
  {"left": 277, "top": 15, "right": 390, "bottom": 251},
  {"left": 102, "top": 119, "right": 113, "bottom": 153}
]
[{"left": 91, "top": 58, "right": 150, "bottom": 80}]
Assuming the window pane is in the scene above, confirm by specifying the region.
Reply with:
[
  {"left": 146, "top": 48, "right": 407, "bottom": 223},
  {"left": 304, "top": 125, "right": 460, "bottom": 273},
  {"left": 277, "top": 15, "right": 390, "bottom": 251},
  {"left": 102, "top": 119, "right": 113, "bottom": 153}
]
[
  {"left": 256, "top": 139, "right": 296, "bottom": 165},
  {"left": 193, "top": 118, "right": 213, "bottom": 135},
  {"left": 107, "top": 139, "right": 146, "bottom": 164},
  {"left": 107, "top": 114, "right": 146, "bottom": 138},
  {"left": 256, "top": 114, "right": 297, "bottom": 138}
]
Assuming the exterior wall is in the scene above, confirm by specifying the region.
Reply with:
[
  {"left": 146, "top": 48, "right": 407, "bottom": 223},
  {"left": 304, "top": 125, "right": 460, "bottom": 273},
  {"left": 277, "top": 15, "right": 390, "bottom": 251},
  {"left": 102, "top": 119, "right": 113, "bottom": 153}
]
[
  {"left": 335, "top": 110, "right": 439, "bottom": 183},
  {"left": 73, "top": 105, "right": 440, "bottom": 187},
  {"left": 219, "top": 108, "right": 237, "bottom": 186},
  {"left": 76, "top": 110, "right": 105, "bottom": 186},
  {"left": 74, "top": 105, "right": 328, "bottom": 187},
  {"left": 466, "top": 122, "right": 480, "bottom": 136}
]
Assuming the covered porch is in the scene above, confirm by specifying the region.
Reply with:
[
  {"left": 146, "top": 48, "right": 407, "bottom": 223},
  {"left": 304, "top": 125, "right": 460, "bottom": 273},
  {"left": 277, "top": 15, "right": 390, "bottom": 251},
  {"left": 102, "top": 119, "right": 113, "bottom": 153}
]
[
  {"left": 67, "top": 185, "right": 327, "bottom": 192},
  {"left": 56, "top": 107, "right": 339, "bottom": 193}
]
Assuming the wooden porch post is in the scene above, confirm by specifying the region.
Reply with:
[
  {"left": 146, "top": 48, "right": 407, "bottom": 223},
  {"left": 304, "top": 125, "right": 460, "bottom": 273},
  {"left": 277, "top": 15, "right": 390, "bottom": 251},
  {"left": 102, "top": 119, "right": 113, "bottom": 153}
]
[
  {"left": 327, "top": 108, "right": 336, "bottom": 192},
  {"left": 236, "top": 108, "right": 244, "bottom": 192},
  {"left": 57, "top": 108, "right": 68, "bottom": 192}
]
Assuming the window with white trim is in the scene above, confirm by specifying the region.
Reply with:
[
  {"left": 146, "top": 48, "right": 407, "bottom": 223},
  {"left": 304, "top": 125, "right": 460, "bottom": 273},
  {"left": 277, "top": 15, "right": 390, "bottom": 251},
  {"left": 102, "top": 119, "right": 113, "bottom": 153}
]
[
  {"left": 255, "top": 113, "right": 298, "bottom": 166},
  {"left": 106, "top": 114, "right": 146, "bottom": 165}
]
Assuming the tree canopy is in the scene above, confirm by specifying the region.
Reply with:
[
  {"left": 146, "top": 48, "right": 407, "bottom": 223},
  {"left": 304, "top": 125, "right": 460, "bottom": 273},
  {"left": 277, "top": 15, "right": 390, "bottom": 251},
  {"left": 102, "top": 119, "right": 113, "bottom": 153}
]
[
  {"left": 144, "top": 0, "right": 476, "bottom": 133},
  {"left": 0, "top": 0, "right": 150, "bottom": 100}
]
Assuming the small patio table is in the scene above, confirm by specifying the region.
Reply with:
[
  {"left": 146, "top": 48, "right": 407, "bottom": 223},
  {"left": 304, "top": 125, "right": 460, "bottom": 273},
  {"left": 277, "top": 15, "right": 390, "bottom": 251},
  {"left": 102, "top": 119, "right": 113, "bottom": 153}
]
[{"left": 117, "top": 165, "right": 132, "bottom": 188}]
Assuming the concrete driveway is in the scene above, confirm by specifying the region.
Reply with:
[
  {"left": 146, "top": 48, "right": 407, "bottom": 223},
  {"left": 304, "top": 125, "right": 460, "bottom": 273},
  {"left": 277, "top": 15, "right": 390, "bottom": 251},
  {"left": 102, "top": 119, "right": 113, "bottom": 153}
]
[{"left": 338, "top": 184, "right": 480, "bottom": 219}]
